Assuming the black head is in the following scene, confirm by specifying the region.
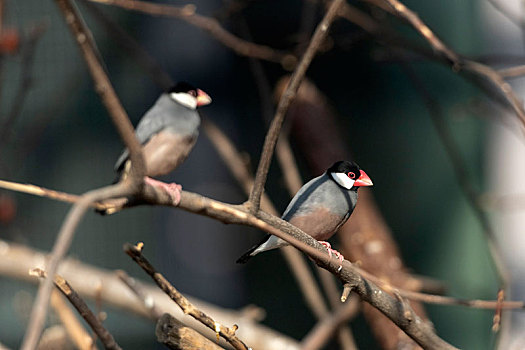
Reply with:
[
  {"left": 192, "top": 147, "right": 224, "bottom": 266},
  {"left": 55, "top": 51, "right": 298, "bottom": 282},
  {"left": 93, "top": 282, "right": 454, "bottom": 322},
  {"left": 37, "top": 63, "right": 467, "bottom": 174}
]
[
  {"left": 327, "top": 160, "right": 373, "bottom": 189},
  {"left": 168, "top": 82, "right": 198, "bottom": 96},
  {"left": 327, "top": 160, "right": 361, "bottom": 178},
  {"left": 167, "top": 81, "right": 211, "bottom": 108}
]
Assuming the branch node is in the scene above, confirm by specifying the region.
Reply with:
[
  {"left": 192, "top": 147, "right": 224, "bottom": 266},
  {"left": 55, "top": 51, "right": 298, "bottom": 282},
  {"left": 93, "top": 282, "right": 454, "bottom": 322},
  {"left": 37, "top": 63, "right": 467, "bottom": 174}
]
[{"left": 341, "top": 283, "right": 353, "bottom": 303}]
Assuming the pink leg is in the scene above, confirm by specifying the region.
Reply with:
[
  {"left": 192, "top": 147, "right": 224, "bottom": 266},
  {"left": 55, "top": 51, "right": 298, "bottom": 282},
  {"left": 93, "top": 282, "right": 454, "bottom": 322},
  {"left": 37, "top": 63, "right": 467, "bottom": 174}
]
[
  {"left": 145, "top": 177, "right": 182, "bottom": 205},
  {"left": 319, "top": 241, "right": 345, "bottom": 266}
]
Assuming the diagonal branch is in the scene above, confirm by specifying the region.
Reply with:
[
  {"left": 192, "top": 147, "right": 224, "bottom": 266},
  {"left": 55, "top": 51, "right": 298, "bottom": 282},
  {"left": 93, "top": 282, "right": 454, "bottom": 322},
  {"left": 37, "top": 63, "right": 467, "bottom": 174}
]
[
  {"left": 370, "top": 0, "right": 525, "bottom": 129},
  {"left": 32, "top": 269, "right": 122, "bottom": 350},
  {"left": 248, "top": 0, "right": 345, "bottom": 212},
  {"left": 124, "top": 243, "right": 249, "bottom": 350}
]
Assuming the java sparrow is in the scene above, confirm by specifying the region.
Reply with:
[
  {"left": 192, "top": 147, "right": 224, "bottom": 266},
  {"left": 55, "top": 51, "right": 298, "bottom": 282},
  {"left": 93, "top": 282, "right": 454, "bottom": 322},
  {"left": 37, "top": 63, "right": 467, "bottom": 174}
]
[
  {"left": 236, "top": 160, "right": 373, "bottom": 263},
  {"left": 102, "top": 82, "right": 211, "bottom": 214}
]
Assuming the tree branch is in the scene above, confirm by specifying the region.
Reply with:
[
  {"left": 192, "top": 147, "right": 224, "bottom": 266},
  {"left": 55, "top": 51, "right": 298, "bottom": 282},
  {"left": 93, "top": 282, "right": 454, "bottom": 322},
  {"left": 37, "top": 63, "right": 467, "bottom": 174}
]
[
  {"left": 0, "top": 239, "right": 300, "bottom": 349},
  {"left": 86, "top": 0, "right": 292, "bottom": 65},
  {"left": 20, "top": 0, "right": 147, "bottom": 348},
  {"left": 124, "top": 243, "right": 249, "bottom": 350},
  {"left": 32, "top": 269, "right": 122, "bottom": 350},
  {"left": 248, "top": 0, "right": 345, "bottom": 212}
]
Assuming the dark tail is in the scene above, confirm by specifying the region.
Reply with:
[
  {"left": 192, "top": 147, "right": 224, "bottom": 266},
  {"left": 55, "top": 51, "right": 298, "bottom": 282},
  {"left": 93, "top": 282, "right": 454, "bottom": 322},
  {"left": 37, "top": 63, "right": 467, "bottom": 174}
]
[{"left": 236, "top": 235, "right": 270, "bottom": 264}]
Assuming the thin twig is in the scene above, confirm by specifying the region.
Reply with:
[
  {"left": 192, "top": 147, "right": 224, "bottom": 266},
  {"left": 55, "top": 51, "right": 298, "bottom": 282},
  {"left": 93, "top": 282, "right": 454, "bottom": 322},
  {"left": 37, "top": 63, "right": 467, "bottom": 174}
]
[
  {"left": 86, "top": 0, "right": 291, "bottom": 65},
  {"left": 116, "top": 269, "right": 163, "bottom": 319},
  {"left": 301, "top": 298, "right": 360, "bottom": 350},
  {"left": 32, "top": 268, "right": 122, "bottom": 350},
  {"left": 50, "top": 290, "right": 97, "bottom": 350},
  {"left": 124, "top": 243, "right": 249, "bottom": 350},
  {"left": 371, "top": 0, "right": 525, "bottom": 129},
  {"left": 248, "top": 0, "right": 345, "bottom": 212},
  {"left": 399, "top": 63, "right": 509, "bottom": 287},
  {"left": 20, "top": 0, "right": 146, "bottom": 348}
]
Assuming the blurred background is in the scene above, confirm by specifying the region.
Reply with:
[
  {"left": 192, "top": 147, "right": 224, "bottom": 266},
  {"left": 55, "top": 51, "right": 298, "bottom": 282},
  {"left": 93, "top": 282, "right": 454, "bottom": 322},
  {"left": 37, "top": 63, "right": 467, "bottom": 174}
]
[{"left": 1, "top": 0, "right": 524, "bottom": 349}]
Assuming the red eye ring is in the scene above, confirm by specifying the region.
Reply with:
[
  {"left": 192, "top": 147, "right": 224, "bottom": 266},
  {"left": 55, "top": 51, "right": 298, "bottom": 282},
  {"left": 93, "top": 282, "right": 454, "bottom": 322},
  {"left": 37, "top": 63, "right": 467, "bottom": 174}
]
[{"left": 347, "top": 172, "right": 356, "bottom": 179}]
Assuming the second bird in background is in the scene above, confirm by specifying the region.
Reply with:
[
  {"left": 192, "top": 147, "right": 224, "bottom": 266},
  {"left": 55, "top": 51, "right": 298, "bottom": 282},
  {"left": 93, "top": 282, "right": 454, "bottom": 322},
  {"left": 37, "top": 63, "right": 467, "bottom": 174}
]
[{"left": 101, "top": 82, "right": 211, "bottom": 215}]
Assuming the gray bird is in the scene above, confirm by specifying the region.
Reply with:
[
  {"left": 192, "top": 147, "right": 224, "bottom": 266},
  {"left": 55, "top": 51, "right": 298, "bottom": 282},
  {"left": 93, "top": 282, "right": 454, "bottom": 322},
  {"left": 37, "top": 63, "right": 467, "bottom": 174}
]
[
  {"left": 237, "top": 160, "right": 373, "bottom": 263},
  {"left": 101, "top": 82, "right": 211, "bottom": 214}
]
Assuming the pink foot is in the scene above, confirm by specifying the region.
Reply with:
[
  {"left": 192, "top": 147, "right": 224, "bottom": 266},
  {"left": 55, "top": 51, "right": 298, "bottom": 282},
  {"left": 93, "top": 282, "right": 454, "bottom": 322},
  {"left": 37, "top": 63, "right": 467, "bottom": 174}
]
[
  {"left": 319, "top": 241, "right": 345, "bottom": 267},
  {"left": 145, "top": 177, "right": 182, "bottom": 205}
]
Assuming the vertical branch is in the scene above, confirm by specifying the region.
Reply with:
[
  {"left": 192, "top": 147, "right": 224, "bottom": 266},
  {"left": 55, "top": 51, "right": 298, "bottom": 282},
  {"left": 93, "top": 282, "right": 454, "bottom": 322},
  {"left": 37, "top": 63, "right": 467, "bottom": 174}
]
[
  {"left": 54, "top": 0, "right": 145, "bottom": 184},
  {"left": 247, "top": 0, "right": 344, "bottom": 212}
]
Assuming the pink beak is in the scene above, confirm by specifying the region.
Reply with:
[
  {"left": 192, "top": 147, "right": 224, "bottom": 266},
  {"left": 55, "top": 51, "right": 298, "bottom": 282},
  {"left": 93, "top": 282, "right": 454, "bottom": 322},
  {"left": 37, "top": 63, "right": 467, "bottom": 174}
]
[
  {"left": 354, "top": 170, "right": 373, "bottom": 187},
  {"left": 196, "top": 89, "right": 212, "bottom": 107}
]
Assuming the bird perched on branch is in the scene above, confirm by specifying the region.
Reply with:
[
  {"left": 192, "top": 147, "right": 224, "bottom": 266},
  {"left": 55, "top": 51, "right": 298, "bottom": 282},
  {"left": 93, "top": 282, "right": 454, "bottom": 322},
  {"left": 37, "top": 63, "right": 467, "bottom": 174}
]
[
  {"left": 236, "top": 160, "right": 373, "bottom": 263},
  {"left": 99, "top": 82, "right": 211, "bottom": 215}
]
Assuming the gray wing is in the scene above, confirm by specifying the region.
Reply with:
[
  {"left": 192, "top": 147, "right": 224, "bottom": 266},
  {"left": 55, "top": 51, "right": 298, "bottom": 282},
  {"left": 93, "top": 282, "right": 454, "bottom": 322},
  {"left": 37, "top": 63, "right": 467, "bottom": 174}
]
[
  {"left": 114, "top": 94, "right": 200, "bottom": 172},
  {"left": 281, "top": 174, "right": 329, "bottom": 221}
]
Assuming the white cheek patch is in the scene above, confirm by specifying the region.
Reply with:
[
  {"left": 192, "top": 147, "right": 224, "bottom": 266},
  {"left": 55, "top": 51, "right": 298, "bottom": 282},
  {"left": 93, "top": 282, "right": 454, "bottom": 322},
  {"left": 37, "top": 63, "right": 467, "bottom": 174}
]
[
  {"left": 331, "top": 172, "right": 355, "bottom": 189},
  {"left": 170, "top": 92, "right": 197, "bottom": 109}
]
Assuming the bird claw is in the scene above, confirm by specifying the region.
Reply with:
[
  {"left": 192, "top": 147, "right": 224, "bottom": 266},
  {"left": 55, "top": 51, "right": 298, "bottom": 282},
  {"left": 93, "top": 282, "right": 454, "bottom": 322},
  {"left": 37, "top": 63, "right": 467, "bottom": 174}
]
[
  {"left": 144, "top": 177, "right": 182, "bottom": 205},
  {"left": 319, "top": 241, "right": 345, "bottom": 270}
]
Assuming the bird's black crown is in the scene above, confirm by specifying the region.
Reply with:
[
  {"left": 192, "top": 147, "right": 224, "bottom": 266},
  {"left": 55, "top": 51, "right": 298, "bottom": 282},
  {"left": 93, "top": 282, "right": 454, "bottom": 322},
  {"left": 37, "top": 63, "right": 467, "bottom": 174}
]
[
  {"left": 326, "top": 160, "right": 361, "bottom": 174},
  {"left": 168, "top": 82, "right": 198, "bottom": 94}
]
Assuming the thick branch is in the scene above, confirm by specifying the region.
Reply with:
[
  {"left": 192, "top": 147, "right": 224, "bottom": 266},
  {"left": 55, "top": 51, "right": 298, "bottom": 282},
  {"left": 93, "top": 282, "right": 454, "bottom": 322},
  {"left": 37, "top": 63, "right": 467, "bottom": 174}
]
[
  {"left": 248, "top": 0, "right": 345, "bottom": 212},
  {"left": 156, "top": 313, "right": 225, "bottom": 350}
]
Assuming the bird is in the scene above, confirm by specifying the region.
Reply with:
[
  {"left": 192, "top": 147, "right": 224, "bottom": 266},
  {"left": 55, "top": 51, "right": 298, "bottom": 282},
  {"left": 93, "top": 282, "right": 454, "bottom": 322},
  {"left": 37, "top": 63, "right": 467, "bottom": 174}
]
[
  {"left": 236, "top": 160, "right": 373, "bottom": 264},
  {"left": 100, "top": 82, "right": 211, "bottom": 214}
]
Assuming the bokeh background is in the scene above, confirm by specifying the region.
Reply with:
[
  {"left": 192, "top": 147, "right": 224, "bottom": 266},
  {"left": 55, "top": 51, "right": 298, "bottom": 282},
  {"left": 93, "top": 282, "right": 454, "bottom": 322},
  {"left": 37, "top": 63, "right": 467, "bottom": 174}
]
[{"left": 1, "top": 0, "right": 524, "bottom": 349}]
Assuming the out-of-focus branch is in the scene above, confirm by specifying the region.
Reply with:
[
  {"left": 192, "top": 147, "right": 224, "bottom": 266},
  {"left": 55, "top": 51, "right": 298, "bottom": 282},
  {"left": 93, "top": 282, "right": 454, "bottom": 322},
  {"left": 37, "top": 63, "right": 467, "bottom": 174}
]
[
  {"left": 32, "top": 269, "right": 122, "bottom": 350},
  {"left": 124, "top": 243, "right": 249, "bottom": 350},
  {"left": 369, "top": 0, "right": 525, "bottom": 129},
  {"left": 400, "top": 64, "right": 509, "bottom": 287},
  {"left": 50, "top": 291, "right": 96, "bottom": 350},
  {"left": 249, "top": 0, "right": 345, "bottom": 212},
  {"left": 20, "top": 0, "right": 147, "bottom": 348},
  {"left": 156, "top": 313, "right": 225, "bottom": 350},
  {"left": 0, "top": 239, "right": 300, "bottom": 350},
  {"left": 116, "top": 270, "right": 163, "bottom": 320},
  {"left": 0, "top": 23, "right": 46, "bottom": 152},
  {"left": 301, "top": 298, "right": 360, "bottom": 350},
  {"left": 86, "top": 0, "right": 292, "bottom": 65}
]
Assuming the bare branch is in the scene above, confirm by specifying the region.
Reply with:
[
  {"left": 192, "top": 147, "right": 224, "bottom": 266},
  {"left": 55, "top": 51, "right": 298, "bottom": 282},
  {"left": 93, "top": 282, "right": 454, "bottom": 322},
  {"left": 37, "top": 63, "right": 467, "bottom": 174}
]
[
  {"left": 248, "top": 0, "right": 345, "bottom": 212},
  {"left": 86, "top": 0, "right": 292, "bottom": 65},
  {"left": 116, "top": 270, "right": 163, "bottom": 320},
  {"left": 156, "top": 313, "right": 225, "bottom": 350},
  {"left": 301, "top": 298, "right": 360, "bottom": 350},
  {"left": 32, "top": 269, "right": 122, "bottom": 350},
  {"left": 21, "top": 0, "right": 146, "bottom": 347},
  {"left": 50, "top": 291, "right": 96, "bottom": 350},
  {"left": 0, "top": 239, "right": 300, "bottom": 349},
  {"left": 371, "top": 0, "right": 525, "bottom": 129},
  {"left": 124, "top": 243, "right": 249, "bottom": 350}
]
